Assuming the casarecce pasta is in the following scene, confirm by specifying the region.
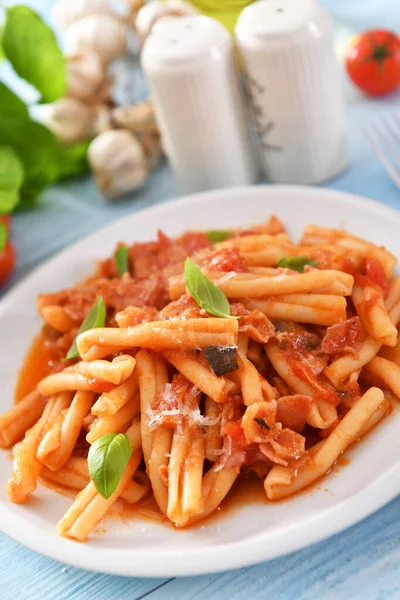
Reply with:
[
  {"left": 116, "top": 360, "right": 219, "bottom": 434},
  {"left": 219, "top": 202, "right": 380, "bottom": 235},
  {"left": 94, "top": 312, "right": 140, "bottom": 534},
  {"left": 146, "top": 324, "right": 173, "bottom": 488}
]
[{"left": 1, "top": 215, "right": 398, "bottom": 541}]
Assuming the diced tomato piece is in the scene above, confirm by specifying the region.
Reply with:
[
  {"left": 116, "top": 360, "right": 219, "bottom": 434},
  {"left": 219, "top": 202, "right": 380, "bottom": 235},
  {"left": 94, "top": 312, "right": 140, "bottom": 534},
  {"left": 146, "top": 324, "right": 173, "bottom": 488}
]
[{"left": 223, "top": 421, "right": 246, "bottom": 444}]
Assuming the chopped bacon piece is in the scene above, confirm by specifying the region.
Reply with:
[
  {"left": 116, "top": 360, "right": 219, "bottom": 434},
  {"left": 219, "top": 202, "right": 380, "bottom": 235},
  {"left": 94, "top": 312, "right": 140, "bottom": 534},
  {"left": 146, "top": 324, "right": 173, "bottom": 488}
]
[
  {"left": 321, "top": 317, "right": 362, "bottom": 358},
  {"left": 239, "top": 309, "right": 275, "bottom": 344},
  {"left": 158, "top": 294, "right": 204, "bottom": 320},
  {"left": 365, "top": 258, "right": 390, "bottom": 295},
  {"left": 177, "top": 231, "right": 210, "bottom": 253},
  {"left": 223, "top": 421, "right": 246, "bottom": 444},
  {"left": 157, "top": 230, "right": 172, "bottom": 249},
  {"left": 276, "top": 394, "right": 312, "bottom": 433},
  {"left": 38, "top": 287, "right": 97, "bottom": 322},
  {"left": 98, "top": 273, "right": 168, "bottom": 311},
  {"left": 354, "top": 258, "right": 390, "bottom": 296},
  {"left": 260, "top": 428, "right": 307, "bottom": 467},
  {"left": 129, "top": 240, "right": 187, "bottom": 281},
  {"left": 44, "top": 328, "right": 78, "bottom": 364},
  {"left": 221, "top": 394, "right": 245, "bottom": 430},
  {"left": 115, "top": 306, "right": 158, "bottom": 327},
  {"left": 291, "top": 360, "right": 337, "bottom": 404},
  {"left": 241, "top": 402, "right": 277, "bottom": 444},
  {"left": 154, "top": 374, "right": 198, "bottom": 413},
  {"left": 202, "top": 247, "right": 247, "bottom": 273},
  {"left": 230, "top": 302, "right": 250, "bottom": 318}
]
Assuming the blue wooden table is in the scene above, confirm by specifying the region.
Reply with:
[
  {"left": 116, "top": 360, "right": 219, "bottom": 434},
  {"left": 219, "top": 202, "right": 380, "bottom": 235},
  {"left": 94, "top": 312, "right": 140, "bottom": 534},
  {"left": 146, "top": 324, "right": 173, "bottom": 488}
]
[{"left": 1, "top": 1, "right": 400, "bottom": 598}]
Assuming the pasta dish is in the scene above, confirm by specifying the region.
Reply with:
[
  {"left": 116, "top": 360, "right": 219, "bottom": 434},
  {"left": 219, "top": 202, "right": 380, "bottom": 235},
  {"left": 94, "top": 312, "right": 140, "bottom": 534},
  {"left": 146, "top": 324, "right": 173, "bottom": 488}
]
[{"left": 0, "top": 215, "right": 398, "bottom": 542}]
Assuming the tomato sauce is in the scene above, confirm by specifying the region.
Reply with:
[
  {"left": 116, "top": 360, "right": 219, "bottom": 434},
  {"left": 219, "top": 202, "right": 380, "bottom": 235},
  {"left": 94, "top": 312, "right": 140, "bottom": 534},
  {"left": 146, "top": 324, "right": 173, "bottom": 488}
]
[{"left": 14, "top": 332, "right": 54, "bottom": 403}]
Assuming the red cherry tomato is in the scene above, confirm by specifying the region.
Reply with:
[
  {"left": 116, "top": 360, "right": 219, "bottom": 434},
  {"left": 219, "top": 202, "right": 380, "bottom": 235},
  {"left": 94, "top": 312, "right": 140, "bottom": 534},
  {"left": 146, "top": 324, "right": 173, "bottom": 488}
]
[
  {"left": 0, "top": 239, "right": 15, "bottom": 285},
  {"left": 0, "top": 215, "right": 11, "bottom": 231},
  {"left": 345, "top": 29, "right": 400, "bottom": 96}
]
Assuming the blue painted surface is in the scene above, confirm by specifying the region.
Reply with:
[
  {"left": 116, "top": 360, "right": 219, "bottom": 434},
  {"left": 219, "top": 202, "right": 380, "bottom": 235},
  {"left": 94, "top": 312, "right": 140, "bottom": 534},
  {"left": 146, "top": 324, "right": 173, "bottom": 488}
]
[{"left": 1, "top": 1, "right": 400, "bottom": 598}]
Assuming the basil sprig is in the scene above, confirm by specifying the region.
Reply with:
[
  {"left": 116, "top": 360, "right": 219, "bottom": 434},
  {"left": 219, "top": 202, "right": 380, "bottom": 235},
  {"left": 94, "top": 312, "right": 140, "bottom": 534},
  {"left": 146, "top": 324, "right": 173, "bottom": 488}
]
[
  {"left": 205, "top": 230, "right": 232, "bottom": 244},
  {"left": 115, "top": 244, "right": 129, "bottom": 276},
  {"left": 0, "top": 223, "right": 7, "bottom": 254},
  {"left": 184, "top": 257, "right": 235, "bottom": 318},
  {"left": 277, "top": 256, "right": 318, "bottom": 273},
  {"left": 88, "top": 433, "right": 132, "bottom": 499},
  {"left": 64, "top": 295, "right": 106, "bottom": 360}
]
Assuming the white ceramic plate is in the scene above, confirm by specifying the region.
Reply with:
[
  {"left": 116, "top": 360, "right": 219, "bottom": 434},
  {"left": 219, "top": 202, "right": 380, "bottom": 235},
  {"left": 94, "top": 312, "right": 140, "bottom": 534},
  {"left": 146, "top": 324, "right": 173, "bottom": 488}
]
[{"left": 1, "top": 185, "right": 400, "bottom": 578}]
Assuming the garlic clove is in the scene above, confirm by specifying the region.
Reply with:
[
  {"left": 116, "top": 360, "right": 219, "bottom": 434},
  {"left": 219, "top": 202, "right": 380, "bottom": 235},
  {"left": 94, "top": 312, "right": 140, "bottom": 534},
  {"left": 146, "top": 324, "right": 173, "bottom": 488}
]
[
  {"left": 66, "top": 49, "right": 107, "bottom": 101},
  {"left": 135, "top": 1, "right": 169, "bottom": 43},
  {"left": 111, "top": 100, "right": 158, "bottom": 134},
  {"left": 88, "top": 129, "right": 149, "bottom": 198},
  {"left": 52, "top": 0, "right": 113, "bottom": 33},
  {"left": 42, "top": 97, "right": 96, "bottom": 143},
  {"left": 94, "top": 104, "right": 114, "bottom": 135},
  {"left": 165, "top": 0, "right": 200, "bottom": 17},
  {"left": 64, "top": 14, "right": 128, "bottom": 65},
  {"left": 135, "top": 0, "right": 199, "bottom": 42},
  {"left": 139, "top": 132, "right": 163, "bottom": 170},
  {"left": 52, "top": 0, "right": 133, "bottom": 32}
]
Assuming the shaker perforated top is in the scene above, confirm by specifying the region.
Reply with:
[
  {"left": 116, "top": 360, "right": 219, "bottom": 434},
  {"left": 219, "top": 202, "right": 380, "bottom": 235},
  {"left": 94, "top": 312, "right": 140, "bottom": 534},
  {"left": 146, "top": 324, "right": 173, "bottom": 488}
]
[
  {"left": 142, "top": 15, "right": 231, "bottom": 66},
  {"left": 235, "top": 0, "right": 318, "bottom": 38}
]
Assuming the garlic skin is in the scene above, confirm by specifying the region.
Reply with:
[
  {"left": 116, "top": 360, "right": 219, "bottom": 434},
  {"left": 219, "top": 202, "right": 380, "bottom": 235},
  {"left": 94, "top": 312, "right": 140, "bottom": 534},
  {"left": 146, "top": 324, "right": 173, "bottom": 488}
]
[
  {"left": 88, "top": 130, "right": 148, "bottom": 198},
  {"left": 135, "top": 0, "right": 199, "bottom": 42},
  {"left": 66, "top": 50, "right": 107, "bottom": 101},
  {"left": 64, "top": 14, "right": 128, "bottom": 65},
  {"left": 139, "top": 133, "right": 163, "bottom": 170},
  {"left": 111, "top": 101, "right": 158, "bottom": 133},
  {"left": 42, "top": 98, "right": 96, "bottom": 143}
]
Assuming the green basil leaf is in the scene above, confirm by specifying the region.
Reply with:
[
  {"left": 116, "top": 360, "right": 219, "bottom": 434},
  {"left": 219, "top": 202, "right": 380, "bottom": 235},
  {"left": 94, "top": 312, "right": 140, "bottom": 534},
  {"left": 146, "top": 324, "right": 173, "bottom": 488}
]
[
  {"left": 0, "top": 223, "right": 7, "bottom": 253},
  {"left": 0, "top": 82, "right": 29, "bottom": 123},
  {"left": 206, "top": 230, "right": 232, "bottom": 244},
  {"left": 0, "top": 26, "right": 5, "bottom": 63},
  {"left": 88, "top": 433, "right": 132, "bottom": 499},
  {"left": 115, "top": 245, "right": 129, "bottom": 276},
  {"left": 58, "top": 139, "right": 91, "bottom": 181},
  {"left": 64, "top": 295, "right": 106, "bottom": 360},
  {"left": 184, "top": 257, "right": 235, "bottom": 318},
  {"left": 3, "top": 6, "right": 66, "bottom": 103},
  {"left": 0, "top": 147, "right": 24, "bottom": 214},
  {"left": 0, "top": 83, "right": 67, "bottom": 209},
  {"left": 277, "top": 256, "right": 318, "bottom": 273}
]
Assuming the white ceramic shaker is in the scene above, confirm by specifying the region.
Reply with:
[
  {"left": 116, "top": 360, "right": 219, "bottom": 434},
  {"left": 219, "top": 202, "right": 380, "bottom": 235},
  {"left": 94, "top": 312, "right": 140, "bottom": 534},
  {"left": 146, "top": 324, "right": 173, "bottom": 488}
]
[
  {"left": 141, "top": 16, "right": 258, "bottom": 195},
  {"left": 235, "top": 0, "right": 349, "bottom": 184}
]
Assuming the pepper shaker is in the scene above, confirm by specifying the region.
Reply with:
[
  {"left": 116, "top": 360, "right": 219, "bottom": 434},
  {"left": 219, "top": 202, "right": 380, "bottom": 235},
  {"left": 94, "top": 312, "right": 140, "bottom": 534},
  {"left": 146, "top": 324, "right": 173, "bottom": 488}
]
[
  {"left": 235, "top": 0, "right": 349, "bottom": 184},
  {"left": 142, "top": 15, "right": 258, "bottom": 195}
]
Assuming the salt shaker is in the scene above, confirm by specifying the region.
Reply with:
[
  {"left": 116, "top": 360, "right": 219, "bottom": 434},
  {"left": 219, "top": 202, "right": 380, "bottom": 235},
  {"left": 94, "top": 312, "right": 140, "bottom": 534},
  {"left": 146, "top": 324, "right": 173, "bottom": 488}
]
[
  {"left": 235, "top": 0, "right": 349, "bottom": 184},
  {"left": 141, "top": 15, "right": 258, "bottom": 195}
]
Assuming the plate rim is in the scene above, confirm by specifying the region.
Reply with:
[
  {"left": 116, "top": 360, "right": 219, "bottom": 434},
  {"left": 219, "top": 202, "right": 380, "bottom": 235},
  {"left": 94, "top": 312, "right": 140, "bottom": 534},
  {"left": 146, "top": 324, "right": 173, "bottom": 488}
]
[{"left": 1, "top": 184, "right": 400, "bottom": 577}]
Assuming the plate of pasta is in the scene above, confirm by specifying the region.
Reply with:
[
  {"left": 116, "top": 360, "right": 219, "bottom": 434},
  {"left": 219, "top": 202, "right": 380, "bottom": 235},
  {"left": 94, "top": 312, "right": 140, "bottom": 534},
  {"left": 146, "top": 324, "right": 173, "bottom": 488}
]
[{"left": 1, "top": 184, "right": 400, "bottom": 577}]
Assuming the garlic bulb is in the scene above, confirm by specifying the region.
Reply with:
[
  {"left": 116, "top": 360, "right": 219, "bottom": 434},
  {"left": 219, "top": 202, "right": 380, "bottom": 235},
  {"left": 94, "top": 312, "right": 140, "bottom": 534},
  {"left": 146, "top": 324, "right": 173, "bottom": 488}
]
[
  {"left": 64, "top": 14, "right": 128, "bottom": 65},
  {"left": 52, "top": 0, "right": 132, "bottom": 32},
  {"left": 42, "top": 98, "right": 96, "bottom": 143},
  {"left": 135, "top": 0, "right": 199, "bottom": 42},
  {"left": 66, "top": 50, "right": 107, "bottom": 101},
  {"left": 88, "top": 130, "right": 148, "bottom": 198},
  {"left": 52, "top": 0, "right": 113, "bottom": 33},
  {"left": 111, "top": 101, "right": 158, "bottom": 133}
]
